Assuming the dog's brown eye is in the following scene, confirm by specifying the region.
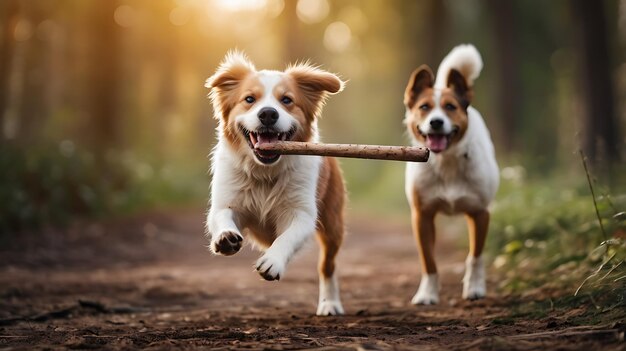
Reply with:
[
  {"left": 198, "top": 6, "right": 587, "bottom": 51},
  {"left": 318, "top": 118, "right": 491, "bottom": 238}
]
[
  {"left": 444, "top": 103, "right": 457, "bottom": 111},
  {"left": 245, "top": 96, "right": 255, "bottom": 104},
  {"left": 281, "top": 96, "right": 293, "bottom": 105},
  {"left": 419, "top": 104, "right": 430, "bottom": 111}
]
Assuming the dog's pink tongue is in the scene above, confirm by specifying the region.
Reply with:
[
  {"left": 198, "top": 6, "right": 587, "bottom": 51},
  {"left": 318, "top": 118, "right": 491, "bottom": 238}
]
[
  {"left": 257, "top": 133, "right": 278, "bottom": 146},
  {"left": 426, "top": 135, "right": 448, "bottom": 153}
]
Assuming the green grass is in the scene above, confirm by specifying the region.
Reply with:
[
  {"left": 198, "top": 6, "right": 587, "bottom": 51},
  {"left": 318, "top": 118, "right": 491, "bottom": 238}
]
[{"left": 487, "top": 164, "right": 626, "bottom": 315}]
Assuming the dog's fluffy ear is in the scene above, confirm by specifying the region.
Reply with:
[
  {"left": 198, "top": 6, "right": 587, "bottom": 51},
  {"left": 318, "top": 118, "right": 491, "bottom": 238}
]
[
  {"left": 447, "top": 68, "right": 471, "bottom": 110},
  {"left": 206, "top": 51, "right": 255, "bottom": 119},
  {"left": 405, "top": 65, "right": 434, "bottom": 109},
  {"left": 286, "top": 63, "right": 345, "bottom": 120}
]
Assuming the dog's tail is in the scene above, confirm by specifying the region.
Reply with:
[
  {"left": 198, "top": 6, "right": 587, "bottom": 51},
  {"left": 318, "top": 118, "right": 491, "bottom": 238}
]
[{"left": 434, "top": 44, "right": 483, "bottom": 89}]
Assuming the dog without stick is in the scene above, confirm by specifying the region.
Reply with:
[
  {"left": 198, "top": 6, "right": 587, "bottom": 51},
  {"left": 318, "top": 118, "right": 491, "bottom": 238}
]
[{"left": 255, "top": 141, "right": 430, "bottom": 162}]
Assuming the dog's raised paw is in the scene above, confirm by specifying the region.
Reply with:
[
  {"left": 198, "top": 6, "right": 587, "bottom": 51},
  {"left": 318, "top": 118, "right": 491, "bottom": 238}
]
[
  {"left": 316, "top": 300, "right": 344, "bottom": 316},
  {"left": 255, "top": 254, "right": 285, "bottom": 281},
  {"left": 211, "top": 231, "right": 243, "bottom": 256}
]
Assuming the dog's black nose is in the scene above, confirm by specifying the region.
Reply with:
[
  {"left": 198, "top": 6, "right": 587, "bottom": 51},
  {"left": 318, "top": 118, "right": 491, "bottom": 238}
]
[
  {"left": 258, "top": 107, "right": 279, "bottom": 126},
  {"left": 430, "top": 118, "right": 444, "bottom": 130}
]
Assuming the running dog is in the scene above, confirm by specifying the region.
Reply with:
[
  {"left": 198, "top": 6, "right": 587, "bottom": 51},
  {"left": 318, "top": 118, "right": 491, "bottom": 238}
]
[
  {"left": 205, "top": 52, "right": 346, "bottom": 315},
  {"left": 403, "top": 44, "right": 499, "bottom": 304}
]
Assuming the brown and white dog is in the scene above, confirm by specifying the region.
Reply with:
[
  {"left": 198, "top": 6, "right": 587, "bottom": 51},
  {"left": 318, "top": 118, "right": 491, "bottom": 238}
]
[
  {"left": 205, "top": 52, "right": 346, "bottom": 315},
  {"left": 404, "top": 44, "right": 499, "bottom": 304}
]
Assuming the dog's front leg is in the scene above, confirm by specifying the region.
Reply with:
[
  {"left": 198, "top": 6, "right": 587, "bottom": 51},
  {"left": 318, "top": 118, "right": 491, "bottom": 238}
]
[
  {"left": 207, "top": 208, "right": 243, "bottom": 256},
  {"left": 463, "top": 210, "right": 489, "bottom": 300},
  {"left": 255, "top": 211, "right": 316, "bottom": 281},
  {"left": 411, "top": 206, "right": 440, "bottom": 305}
]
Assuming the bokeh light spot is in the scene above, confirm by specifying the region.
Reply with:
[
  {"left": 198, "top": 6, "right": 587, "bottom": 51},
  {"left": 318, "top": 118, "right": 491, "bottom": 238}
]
[
  {"left": 267, "top": 0, "right": 285, "bottom": 18},
  {"left": 296, "top": 0, "right": 329, "bottom": 24},
  {"left": 114, "top": 5, "right": 136, "bottom": 28},
  {"left": 14, "top": 19, "right": 33, "bottom": 42},
  {"left": 323, "top": 21, "right": 351, "bottom": 53},
  {"left": 36, "top": 20, "right": 61, "bottom": 42},
  {"left": 213, "top": 0, "right": 268, "bottom": 12},
  {"left": 170, "top": 7, "right": 190, "bottom": 26},
  {"left": 59, "top": 140, "right": 76, "bottom": 158},
  {"left": 339, "top": 6, "right": 368, "bottom": 34}
]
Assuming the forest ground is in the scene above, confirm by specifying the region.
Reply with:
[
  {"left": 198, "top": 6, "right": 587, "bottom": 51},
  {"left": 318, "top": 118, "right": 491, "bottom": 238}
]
[{"left": 0, "top": 209, "right": 624, "bottom": 350}]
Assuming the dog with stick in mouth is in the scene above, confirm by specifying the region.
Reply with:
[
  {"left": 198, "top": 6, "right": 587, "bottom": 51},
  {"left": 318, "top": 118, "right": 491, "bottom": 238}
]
[{"left": 205, "top": 52, "right": 346, "bottom": 315}]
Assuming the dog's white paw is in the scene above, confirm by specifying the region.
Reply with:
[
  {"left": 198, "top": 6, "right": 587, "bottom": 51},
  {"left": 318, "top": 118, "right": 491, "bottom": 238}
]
[
  {"left": 316, "top": 300, "right": 344, "bottom": 316},
  {"left": 411, "top": 273, "right": 439, "bottom": 305},
  {"left": 317, "top": 274, "right": 343, "bottom": 316},
  {"left": 255, "top": 253, "right": 285, "bottom": 281},
  {"left": 463, "top": 256, "right": 486, "bottom": 300},
  {"left": 210, "top": 231, "right": 243, "bottom": 256}
]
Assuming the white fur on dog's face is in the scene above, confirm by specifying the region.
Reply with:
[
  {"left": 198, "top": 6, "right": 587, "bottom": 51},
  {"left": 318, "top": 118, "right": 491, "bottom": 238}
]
[
  {"left": 236, "top": 72, "right": 298, "bottom": 136},
  {"left": 416, "top": 90, "right": 457, "bottom": 137},
  {"left": 207, "top": 52, "right": 344, "bottom": 166}
]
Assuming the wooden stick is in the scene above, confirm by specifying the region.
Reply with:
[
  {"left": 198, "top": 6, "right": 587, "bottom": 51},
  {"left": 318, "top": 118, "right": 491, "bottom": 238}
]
[{"left": 255, "top": 141, "right": 429, "bottom": 162}]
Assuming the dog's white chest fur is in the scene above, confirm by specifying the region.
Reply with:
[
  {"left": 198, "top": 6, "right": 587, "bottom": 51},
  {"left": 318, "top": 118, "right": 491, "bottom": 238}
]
[
  {"left": 211, "top": 142, "right": 321, "bottom": 246},
  {"left": 406, "top": 107, "right": 499, "bottom": 214}
]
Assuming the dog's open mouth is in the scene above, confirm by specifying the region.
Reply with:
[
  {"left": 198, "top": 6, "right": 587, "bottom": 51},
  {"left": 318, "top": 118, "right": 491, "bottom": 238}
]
[
  {"left": 421, "top": 128, "right": 459, "bottom": 153},
  {"left": 425, "top": 134, "right": 450, "bottom": 153},
  {"left": 241, "top": 126, "right": 296, "bottom": 164}
]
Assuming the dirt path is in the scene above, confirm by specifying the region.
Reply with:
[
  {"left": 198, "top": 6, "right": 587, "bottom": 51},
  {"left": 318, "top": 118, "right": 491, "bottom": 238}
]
[{"left": 0, "top": 210, "right": 623, "bottom": 350}]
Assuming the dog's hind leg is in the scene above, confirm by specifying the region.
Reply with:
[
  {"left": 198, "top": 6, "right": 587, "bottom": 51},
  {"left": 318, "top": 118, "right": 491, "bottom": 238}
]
[
  {"left": 316, "top": 223, "right": 344, "bottom": 316},
  {"left": 463, "top": 210, "right": 489, "bottom": 300},
  {"left": 315, "top": 158, "right": 345, "bottom": 316}
]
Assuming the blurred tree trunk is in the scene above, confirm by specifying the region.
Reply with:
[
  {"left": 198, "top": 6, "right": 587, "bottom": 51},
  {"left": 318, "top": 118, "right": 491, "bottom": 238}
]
[
  {"left": 283, "top": 0, "right": 303, "bottom": 63},
  {"left": 424, "top": 0, "right": 447, "bottom": 67},
  {"left": 399, "top": 0, "right": 446, "bottom": 73},
  {"left": 158, "top": 4, "right": 178, "bottom": 161},
  {"left": 89, "top": 1, "right": 121, "bottom": 160},
  {"left": 572, "top": 0, "right": 621, "bottom": 165},
  {"left": 0, "top": 0, "right": 20, "bottom": 142},
  {"left": 488, "top": 0, "right": 521, "bottom": 154},
  {"left": 17, "top": 2, "right": 46, "bottom": 145}
]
